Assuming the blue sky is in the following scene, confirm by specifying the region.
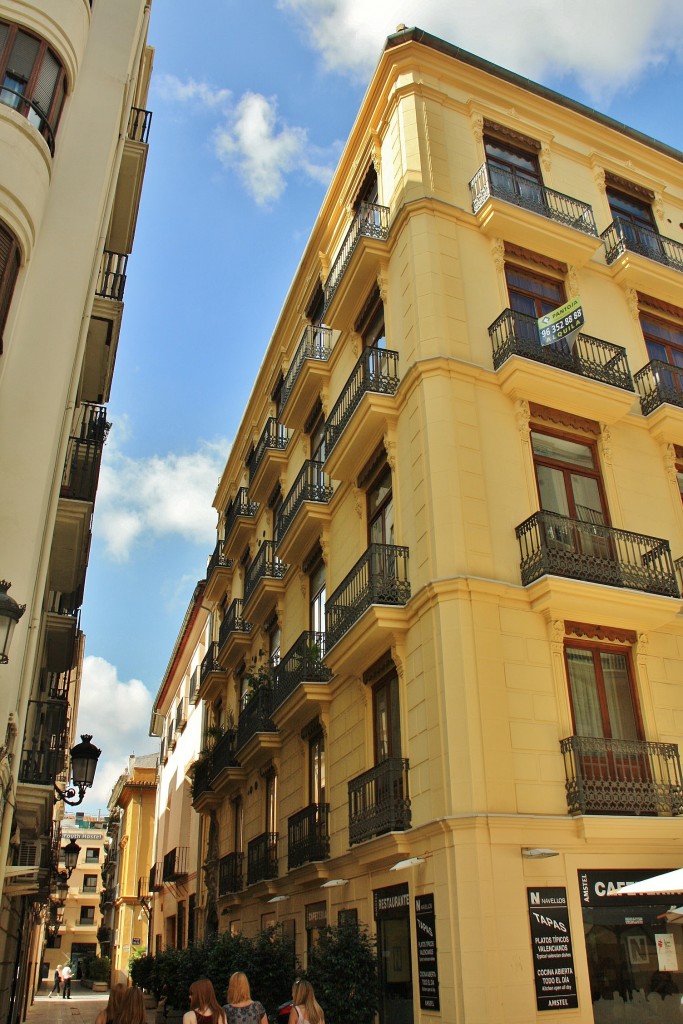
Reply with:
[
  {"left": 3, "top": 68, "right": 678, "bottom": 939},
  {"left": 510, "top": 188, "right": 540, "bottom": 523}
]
[{"left": 76, "top": 0, "right": 683, "bottom": 811}]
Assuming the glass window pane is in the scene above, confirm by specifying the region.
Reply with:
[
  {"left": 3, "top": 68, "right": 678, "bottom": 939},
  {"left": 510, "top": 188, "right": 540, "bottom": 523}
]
[
  {"left": 536, "top": 465, "right": 570, "bottom": 516},
  {"left": 570, "top": 475, "right": 604, "bottom": 523},
  {"left": 531, "top": 432, "right": 595, "bottom": 470},
  {"left": 600, "top": 652, "right": 638, "bottom": 740},
  {"left": 566, "top": 648, "right": 603, "bottom": 736}
]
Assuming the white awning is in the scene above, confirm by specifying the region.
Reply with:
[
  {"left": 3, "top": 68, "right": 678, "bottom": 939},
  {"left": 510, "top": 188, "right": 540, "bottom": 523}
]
[{"left": 610, "top": 868, "right": 683, "bottom": 896}]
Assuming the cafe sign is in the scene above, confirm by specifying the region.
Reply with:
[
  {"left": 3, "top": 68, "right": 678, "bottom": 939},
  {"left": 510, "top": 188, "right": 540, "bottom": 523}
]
[{"left": 527, "top": 887, "right": 578, "bottom": 1011}]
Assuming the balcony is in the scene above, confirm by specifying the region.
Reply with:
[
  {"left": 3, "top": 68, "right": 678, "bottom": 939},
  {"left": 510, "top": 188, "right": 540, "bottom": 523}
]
[
  {"left": 107, "top": 106, "right": 151, "bottom": 254},
  {"left": 60, "top": 404, "right": 110, "bottom": 503},
  {"left": 274, "top": 461, "right": 334, "bottom": 564},
  {"left": 561, "top": 736, "right": 683, "bottom": 816},
  {"left": 601, "top": 216, "right": 683, "bottom": 304},
  {"left": 18, "top": 698, "right": 69, "bottom": 786},
  {"left": 149, "top": 864, "right": 163, "bottom": 893},
  {"left": 469, "top": 162, "right": 600, "bottom": 265},
  {"left": 242, "top": 541, "right": 288, "bottom": 622},
  {"left": 198, "top": 641, "right": 227, "bottom": 703},
  {"left": 247, "top": 832, "right": 278, "bottom": 885},
  {"left": 348, "top": 758, "right": 411, "bottom": 846},
  {"left": 279, "top": 326, "right": 333, "bottom": 430},
  {"left": 175, "top": 697, "right": 187, "bottom": 734},
  {"left": 323, "top": 202, "right": 390, "bottom": 325},
  {"left": 95, "top": 250, "right": 128, "bottom": 302},
  {"left": 288, "top": 803, "right": 330, "bottom": 870},
  {"left": 325, "top": 544, "right": 410, "bottom": 672},
  {"left": 128, "top": 106, "right": 153, "bottom": 144},
  {"left": 271, "top": 632, "right": 332, "bottom": 731},
  {"left": 236, "top": 686, "right": 278, "bottom": 758},
  {"left": 488, "top": 308, "right": 636, "bottom": 423},
  {"left": 191, "top": 758, "right": 214, "bottom": 809},
  {"left": 219, "top": 852, "right": 244, "bottom": 896},
  {"left": 216, "top": 599, "right": 253, "bottom": 670},
  {"left": 634, "top": 360, "right": 683, "bottom": 445},
  {"left": 223, "top": 488, "right": 259, "bottom": 560},
  {"left": 205, "top": 541, "right": 234, "bottom": 603},
  {"left": 324, "top": 347, "right": 400, "bottom": 481},
  {"left": 211, "top": 729, "right": 246, "bottom": 798},
  {"left": 162, "top": 847, "right": 188, "bottom": 882},
  {"left": 247, "top": 418, "right": 291, "bottom": 503}
]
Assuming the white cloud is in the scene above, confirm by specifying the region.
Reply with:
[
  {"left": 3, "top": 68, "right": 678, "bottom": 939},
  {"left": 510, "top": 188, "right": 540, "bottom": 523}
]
[
  {"left": 95, "top": 426, "right": 229, "bottom": 562},
  {"left": 154, "top": 72, "right": 232, "bottom": 109},
  {"left": 214, "top": 92, "right": 333, "bottom": 205},
  {"left": 277, "top": 0, "right": 683, "bottom": 100},
  {"left": 76, "top": 656, "right": 155, "bottom": 811}
]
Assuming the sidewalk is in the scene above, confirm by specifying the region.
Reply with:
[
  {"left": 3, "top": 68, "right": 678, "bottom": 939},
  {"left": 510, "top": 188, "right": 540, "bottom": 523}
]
[{"left": 29, "top": 986, "right": 107, "bottom": 1023}]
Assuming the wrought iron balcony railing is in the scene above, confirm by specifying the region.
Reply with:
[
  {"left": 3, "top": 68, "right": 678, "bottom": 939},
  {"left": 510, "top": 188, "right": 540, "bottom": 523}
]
[
  {"left": 601, "top": 215, "right": 683, "bottom": 273},
  {"left": 247, "top": 418, "right": 291, "bottom": 481},
  {"left": 200, "top": 641, "right": 222, "bottom": 688},
  {"left": 47, "top": 587, "right": 82, "bottom": 618},
  {"left": 488, "top": 308, "right": 634, "bottom": 390},
  {"left": 275, "top": 461, "right": 333, "bottom": 546},
  {"left": 211, "top": 728, "right": 239, "bottom": 777},
  {"left": 219, "top": 852, "right": 243, "bottom": 895},
  {"left": 0, "top": 86, "right": 56, "bottom": 155},
  {"left": 149, "top": 864, "right": 163, "bottom": 892},
  {"left": 243, "top": 541, "right": 288, "bottom": 605},
  {"left": 236, "top": 686, "right": 277, "bottom": 752},
  {"left": 225, "top": 487, "right": 258, "bottom": 538},
  {"left": 560, "top": 735, "right": 683, "bottom": 816},
  {"left": 218, "top": 599, "right": 253, "bottom": 652},
  {"left": 279, "top": 326, "right": 333, "bottom": 415},
  {"left": 323, "top": 202, "right": 390, "bottom": 309},
  {"left": 676, "top": 557, "right": 683, "bottom": 598},
  {"left": 325, "top": 543, "right": 410, "bottom": 649},
  {"left": 19, "top": 698, "right": 69, "bottom": 785},
  {"left": 634, "top": 359, "right": 683, "bottom": 415},
  {"left": 207, "top": 541, "right": 233, "bottom": 581},
  {"left": 128, "top": 106, "right": 152, "bottom": 144},
  {"left": 96, "top": 250, "right": 128, "bottom": 301},
  {"left": 469, "top": 162, "right": 598, "bottom": 235},
  {"left": 189, "top": 665, "right": 200, "bottom": 704},
  {"left": 348, "top": 758, "right": 411, "bottom": 846},
  {"left": 40, "top": 668, "right": 74, "bottom": 701},
  {"left": 288, "top": 803, "right": 330, "bottom": 870},
  {"left": 272, "top": 631, "right": 331, "bottom": 712},
  {"left": 516, "top": 511, "right": 679, "bottom": 597},
  {"left": 325, "top": 347, "right": 400, "bottom": 459},
  {"left": 247, "top": 831, "right": 278, "bottom": 885},
  {"left": 60, "top": 403, "right": 110, "bottom": 501},
  {"left": 175, "top": 697, "right": 186, "bottom": 733},
  {"left": 192, "top": 758, "right": 213, "bottom": 802},
  {"left": 162, "top": 846, "right": 188, "bottom": 882}
]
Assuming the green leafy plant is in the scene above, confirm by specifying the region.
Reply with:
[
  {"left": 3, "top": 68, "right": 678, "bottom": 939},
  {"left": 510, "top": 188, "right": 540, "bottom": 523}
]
[
  {"left": 83, "top": 955, "right": 112, "bottom": 982},
  {"left": 305, "top": 924, "right": 378, "bottom": 1024}
]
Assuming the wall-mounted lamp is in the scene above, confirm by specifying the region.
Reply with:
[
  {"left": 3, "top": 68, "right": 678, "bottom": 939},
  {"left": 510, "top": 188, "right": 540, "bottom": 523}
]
[
  {"left": 0, "top": 581, "right": 25, "bottom": 665},
  {"left": 62, "top": 838, "right": 81, "bottom": 878},
  {"left": 522, "top": 848, "right": 560, "bottom": 859},
  {"left": 267, "top": 895, "right": 289, "bottom": 904},
  {"left": 54, "top": 734, "right": 101, "bottom": 806},
  {"left": 390, "top": 857, "right": 426, "bottom": 872},
  {"left": 321, "top": 878, "right": 348, "bottom": 888}
]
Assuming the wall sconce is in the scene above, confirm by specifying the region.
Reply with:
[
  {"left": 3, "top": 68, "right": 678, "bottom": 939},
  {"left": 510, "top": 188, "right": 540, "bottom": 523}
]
[
  {"left": 0, "top": 581, "right": 25, "bottom": 665},
  {"left": 267, "top": 895, "right": 289, "bottom": 904},
  {"left": 522, "top": 848, "right": 560, "bottom": 859},
  {"left": 55, "top": 734, "right": 101, "bottom": 806},
  {"left": 321, "top": 879, "right": 348, "bottom": 888},
  {"left": 390, "top": 857, "right": 426, "bottom": 872},
  {"left": 63, "top": 838, "right": 81, "bottom": 878}
]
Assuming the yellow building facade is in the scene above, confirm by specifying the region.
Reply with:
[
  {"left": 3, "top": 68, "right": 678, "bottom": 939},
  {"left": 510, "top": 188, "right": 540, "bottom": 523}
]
[
  {"left": 188, "top": 27, "right": 683, "bottom": 1024},
  {"left": 109, "top": 755, "right": 158, "bottom": 986}
]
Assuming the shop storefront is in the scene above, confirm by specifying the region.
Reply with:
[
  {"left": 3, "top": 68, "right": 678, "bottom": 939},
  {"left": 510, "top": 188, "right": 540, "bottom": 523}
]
[
  {"left": 374, "top": 883, "right": 413, "bottom": 1024},
  {"left": 579, "top": 869, "right": 683, "bottom": 1022}
]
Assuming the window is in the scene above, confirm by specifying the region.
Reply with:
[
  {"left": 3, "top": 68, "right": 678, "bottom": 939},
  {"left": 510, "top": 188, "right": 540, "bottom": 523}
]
[
  {"left": 607, "top": 187, "right": 662, "bottom": 259},
  {"left": 531, "top": 430, "right": 607, "bottom": 525},
  {"left": 309, "top": 557, "right": 326, "bottom": 635},
  {"left": 0, "top": 21, "right": 67, "bottom": 153},
  {"left": 367, "top": 464, "right": 394, "bottom": 546},
  {"left": 309, "top": 727, "right": 326, "bottom": 807},
  {"left": 356, "top": 288, "right": 386, "bottom": 350},
  {"left": 308, "top": 407, "right": 326, "bottom": 463},
  {"left": 565, "top": 643, "right": 642, "bottom": 742},
  {"left": 265, "top": 768, "right": 277, "bottom": 835},
  {"left": 640, "top": 313, "right": 683, "bottom": 369},
  {"left": 85, "top": 848, "right": 99, "bottom": 863},
  {"left": 79, "top": 906, "right": 95, "bottom": 925},
  {"left": 187, "top": 893, "right": 195, "bottom": 948},
  {"left": 373, "top": 666, "right": 402, "bottom": 763},
  {"left": 0, "top": 220, "right": 20, "bottom": 353},
  {"left": 268, "top": 619, "right": 281, "bottom": 668},
  {"left": 177, "top": 900, "right": 185, "bottom": 950},
  {"left": 353, "top": 165, "right": 378, "bottom": 211},
  {"left": 485, "top": 136, "right": 543, "bottom": 208},
  {"left": 233, "top": 796, "right": 243, "bottom": 853},
  {"left": 82, "top": 874, "right": 98, "bottom": 891},
  {"left": 506, "top": 264, "right": 567, "bottom": 353}
]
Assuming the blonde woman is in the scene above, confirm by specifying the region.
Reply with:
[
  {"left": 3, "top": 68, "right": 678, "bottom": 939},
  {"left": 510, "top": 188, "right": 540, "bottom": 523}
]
[
  {"left": 288, "top": 980, "right": 324, "bottom": 1024},
  {"left": 117, "top": 987, "right": 146, "bottom": 1024},
  {"left": 184, "top": 979, "right": 226, "bottom": 1024},
  {"left": 95, "top": 982, "right": 126, "bottom": 1024},
  {"left": 223, "top": 972, "right": 267, "bottom": 1024}
]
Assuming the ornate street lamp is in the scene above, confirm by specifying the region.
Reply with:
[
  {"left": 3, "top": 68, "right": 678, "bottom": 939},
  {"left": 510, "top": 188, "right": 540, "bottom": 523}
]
[
  {"left": 63, "top": 838, "right": 81, "bottom": 878},
  {"left": 53, "top": 872, "right": 69, "bottom": 902},
  {"left": 54, "top": 734, "right": 101, "bottom": 806},
  {"left": 0, "top": 581, "right": 25, "bottom": 665}
]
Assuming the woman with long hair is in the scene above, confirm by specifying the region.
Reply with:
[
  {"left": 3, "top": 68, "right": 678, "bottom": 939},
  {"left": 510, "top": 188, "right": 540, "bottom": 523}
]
[
  {"left": 184, "top": 979, "right": 226, "bottom": 1024},
  {"left": 95, "top": 982, "right": 127, "bottom": 1024},
  {"left": 288, "top": 980, "right": 324, "bottom": 1024},
  {"left": 116, "top": 986, "right": 146, "bottom": 1024},
  {"left": 223, "top": 972, "right": 267, "bottom": 1024}
]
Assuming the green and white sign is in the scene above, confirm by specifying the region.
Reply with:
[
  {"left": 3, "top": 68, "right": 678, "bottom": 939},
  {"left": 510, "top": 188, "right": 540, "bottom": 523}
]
[{"left": 538, "top": 296, "right": 584, "bottom": 346}]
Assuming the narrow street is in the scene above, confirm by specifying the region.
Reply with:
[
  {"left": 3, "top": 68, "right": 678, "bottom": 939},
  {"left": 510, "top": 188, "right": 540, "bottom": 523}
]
[{"left": 26, "top": 988, "right": 107, "bottom": 1024}]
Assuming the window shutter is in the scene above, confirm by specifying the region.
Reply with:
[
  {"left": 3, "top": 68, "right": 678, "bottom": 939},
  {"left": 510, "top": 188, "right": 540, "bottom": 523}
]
[
  {"left": 7, "top": 31, "right": 39, "bottom": 81},
  {"left": 0, "top": 221, "right": 19, "bottom": 353},
  {"left": 33, "top": 49, "right": 59, "bottom": 115}
]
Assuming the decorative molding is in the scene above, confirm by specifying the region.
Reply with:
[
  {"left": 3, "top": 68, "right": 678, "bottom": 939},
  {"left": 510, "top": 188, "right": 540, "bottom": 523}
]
[
  {"left": 637, "top": 291, "right": 683, "bottom": 321},
  {"left": 491, "top": 237, "right": 505, "bottom": 274},
  {"left": 540, "top": 143, "right": 552, "bottom": 174},
  {"left": 529, "top": 402, "right": 601, "bottom": 436},
  {"left": 352, "top": 486, "right": 364, "bottom": 519},
  {"left": 471, "top": 113, "right": 484, "bottom": 145},
  {"left": 662, "top": 443, "right": 678, "bottom": 484},
  {"left": 654, "top": 192, "right": 665, "bottom": 221},
  {"left": 504, "top": 241, "right": 567, "bottom": 275},
  {"left": 599, "top": 425, "right": 613, "bottom": 467},
  {"left": 377, "top": 270, "right": 388, "bottom": 305},
  {"left": 318, "top": 250, "right": 329, "bottom": 280},
  {"left": 298, "top": 570, "right": 307, "bottom": 598},
  {"left": 565, "top": 621, "right": 637, "bottom": 644},
  {"left": 370, "top": 129, "right": 382, "bottom": 173},
  {"left": 483, "top": 118, "right": 541, "bottom": 151},
  {"left": 515, "top": 399, "right": 530, "bottom": 438},
  {"left": 350, "top": 331, "right": 360, "bottom": 358},
  {"left": 384, "top": 436, "right": 397, "bottom": 472},
  {"left": 604, "top": 170, "right": 654, "bottom": 202},
  {"left": 625, "top": 288, "right": 640, "bottom": 321},
  {"left": 550, "top": 619, "right": 565, "bottom": 650},
  {"left": 567, "top": 266, "right": 580, "bottom": 298},
  {"left": 592, "top": 166, "right": 606, "bottom": 193}
]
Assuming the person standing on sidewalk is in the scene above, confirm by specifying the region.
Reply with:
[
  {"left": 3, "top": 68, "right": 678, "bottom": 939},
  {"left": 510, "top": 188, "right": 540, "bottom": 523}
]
[
  {"left": 48, "top": 966, "right": 61, "bottom": 998},
  {"left": 61, "top": 962, "right": 73, "bottom": 999}
]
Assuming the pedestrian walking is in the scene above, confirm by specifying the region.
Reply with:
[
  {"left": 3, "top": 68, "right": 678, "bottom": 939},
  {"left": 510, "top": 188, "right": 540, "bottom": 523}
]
[
  {"left": 48, "top": 965, "right": 61, "bottom": 998},
  {"left": 95, "top": 982, "right": 127, "bottom": 1024},
  {"left": 223, "top": 972, "right": 267, "bottom": 1024},
  {"left": 184, "top": 979, "right": 226, "bottom": 1024},
  {"left": 288, "top": 980, "right": 324, "bottom": 1024},
  {"left": 117, "top": 986, "right": 146, "bottom": 1024},
  {"left": 61, "top": 961, "right": 73, "bottom": 999}
]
